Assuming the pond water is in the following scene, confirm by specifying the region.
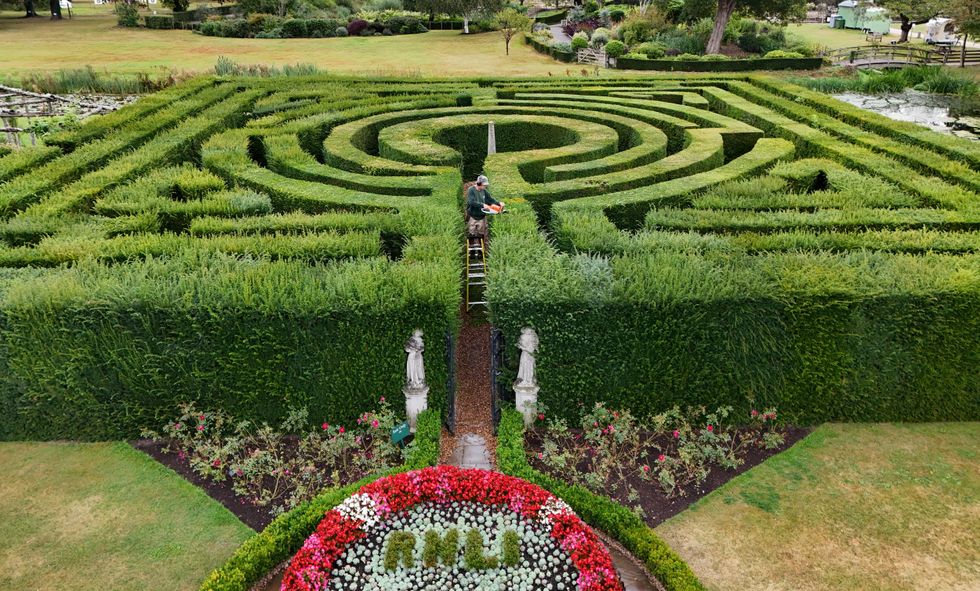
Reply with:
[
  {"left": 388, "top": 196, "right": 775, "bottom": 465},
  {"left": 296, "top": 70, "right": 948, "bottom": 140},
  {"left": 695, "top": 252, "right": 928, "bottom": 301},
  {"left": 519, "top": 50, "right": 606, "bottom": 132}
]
[{"left": 833, "top": 89, "right": 980, "bottom": 141}]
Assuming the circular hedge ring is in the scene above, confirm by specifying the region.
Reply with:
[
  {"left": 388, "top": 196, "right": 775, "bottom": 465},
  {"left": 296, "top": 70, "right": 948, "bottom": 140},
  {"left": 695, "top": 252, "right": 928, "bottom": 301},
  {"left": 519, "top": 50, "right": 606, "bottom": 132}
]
[{"left": 281, "top": 465, "right": 623, "bottom": 591}]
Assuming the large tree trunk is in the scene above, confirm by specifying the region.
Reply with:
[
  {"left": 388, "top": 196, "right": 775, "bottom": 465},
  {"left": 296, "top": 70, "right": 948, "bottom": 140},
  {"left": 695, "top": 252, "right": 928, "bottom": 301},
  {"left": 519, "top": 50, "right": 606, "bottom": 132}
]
[
  {"left": 898, "top": 14, "right": 911, "bottom": 43},
  {"left": 706, "top": 0, "right": 736, "bottom": 55}
]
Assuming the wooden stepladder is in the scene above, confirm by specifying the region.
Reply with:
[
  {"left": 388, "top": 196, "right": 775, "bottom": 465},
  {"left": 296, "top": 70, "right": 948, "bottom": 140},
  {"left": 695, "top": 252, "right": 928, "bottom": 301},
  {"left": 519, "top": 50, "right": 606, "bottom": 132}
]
[{"left": 465, "top": 236, "right": 487, "bottom": 310}]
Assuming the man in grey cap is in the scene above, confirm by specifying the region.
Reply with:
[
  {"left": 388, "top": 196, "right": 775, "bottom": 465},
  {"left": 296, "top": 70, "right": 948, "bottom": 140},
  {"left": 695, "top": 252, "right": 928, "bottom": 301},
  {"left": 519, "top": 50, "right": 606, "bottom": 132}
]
[{"left": 465, "top": 175, "right": 503, "bottom": 238}]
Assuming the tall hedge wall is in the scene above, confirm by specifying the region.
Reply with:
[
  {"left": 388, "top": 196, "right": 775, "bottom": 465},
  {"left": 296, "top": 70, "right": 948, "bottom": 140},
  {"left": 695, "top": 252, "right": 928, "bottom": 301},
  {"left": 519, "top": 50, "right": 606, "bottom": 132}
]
[{"left": 0, "top": 257, "right": 457, "bottom": 440}]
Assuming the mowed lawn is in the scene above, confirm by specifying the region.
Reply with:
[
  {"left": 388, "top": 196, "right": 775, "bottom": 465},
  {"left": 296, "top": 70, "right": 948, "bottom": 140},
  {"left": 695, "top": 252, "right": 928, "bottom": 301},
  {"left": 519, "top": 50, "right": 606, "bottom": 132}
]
[
  {"left": 656, "top": 423, "right": 980, "bottom": 591},
  {"left": 0, "top": 442, "right": 253, "bottom": 591},
  {"left": 0, "top": 9, "right": 564, "bottom": 77}
]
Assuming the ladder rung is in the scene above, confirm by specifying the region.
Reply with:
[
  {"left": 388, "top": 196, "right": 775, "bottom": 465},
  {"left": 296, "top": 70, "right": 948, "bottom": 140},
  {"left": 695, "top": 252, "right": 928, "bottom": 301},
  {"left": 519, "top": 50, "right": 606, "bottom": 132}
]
[
  {"left": 469, "top": 281, "right": 486, "bottom": 286},
  {"left": 468, "top": 301, "right": 487, "bottom": 305},
  {"left": 469, "top": 273, "right": 485, "bottom": 278}
]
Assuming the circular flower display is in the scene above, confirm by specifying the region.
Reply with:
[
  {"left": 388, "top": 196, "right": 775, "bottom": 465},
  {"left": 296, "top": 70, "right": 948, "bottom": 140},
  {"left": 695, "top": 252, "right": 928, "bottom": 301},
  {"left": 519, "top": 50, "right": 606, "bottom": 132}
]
[{"left": 281, "top": 466, "right": 622, "bottom": 591}]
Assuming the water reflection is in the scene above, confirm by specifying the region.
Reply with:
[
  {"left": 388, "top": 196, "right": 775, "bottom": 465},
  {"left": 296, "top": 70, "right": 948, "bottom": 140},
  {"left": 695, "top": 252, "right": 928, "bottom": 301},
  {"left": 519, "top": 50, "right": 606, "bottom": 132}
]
[{"left": 833, "top": 89, "right": 979, "bottom": 141}]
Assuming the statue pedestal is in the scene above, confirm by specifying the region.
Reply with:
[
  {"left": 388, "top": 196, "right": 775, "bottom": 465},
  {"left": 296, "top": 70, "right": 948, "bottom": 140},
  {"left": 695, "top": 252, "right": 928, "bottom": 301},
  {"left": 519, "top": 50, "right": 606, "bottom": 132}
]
[
  {"left": 513, "top": 383, "right": 539, "bottom": 427},
  {"left": 403, "top": 385, "right": 429, "bottom": 433}
]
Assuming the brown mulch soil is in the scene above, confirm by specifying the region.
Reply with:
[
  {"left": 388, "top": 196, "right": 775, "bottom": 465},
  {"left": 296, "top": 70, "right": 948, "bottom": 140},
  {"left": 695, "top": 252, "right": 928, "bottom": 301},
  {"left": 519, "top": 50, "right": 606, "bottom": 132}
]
[
  {"left": 718, "top": 43, "right": 755, "bottom": 58},
  {"left": 440, "top": 309, "right": 497, "bottom": 466},
  {"left": 524, "top": 425, "right": 811, "bottom": 528}
]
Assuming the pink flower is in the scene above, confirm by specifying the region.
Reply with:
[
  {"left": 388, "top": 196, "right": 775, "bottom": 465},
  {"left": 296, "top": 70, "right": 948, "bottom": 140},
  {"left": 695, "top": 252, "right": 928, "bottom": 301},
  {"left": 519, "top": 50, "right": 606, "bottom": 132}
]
[
  {"left": 593, "top": 421, "right": 599, "bottom": 427},
  {"left": 751, "top": 409, "right": 759, "bottom": 417},
  {"left": 371, "top": 419, "right": 379, "bottom": 429},
  {"left": 235, "top": 469, "right": 243, "bottom": 477},
  {"left": 339, "top": 426, "right": 345, "bottom": 434},
  {"left": 642, "top": 465, "right": 650, "bottom": 472},
  {"left": 197, "top": 425, "right": 204, "bottom": 432},
  {"left": 322, "top": 422, "right": 329, "bottom": 431},
  {"left": 537, "top": 452, "right": 544, "bottom": 460},
  {"left": 672, "top": 429, "right": 680, "bottom": 439},
  {"left": 380, "top": 396, "right": 385, "bottom": 403},
  {"left": 707, "top": 425, "right": 714, "bottom": 432},
  {"left": 657, "top": 454, "right": 666, "bottom": 462},
  {"left": 607, "top": 424, "right": 615, "bottom": 433},
  {"left": 198, "top": 415, "right": 205, "bottom": 421},
  {"left": 174, "top": 422, "right": 182, "bottom": 430},
  {"left": 212, "top": 459, "right": 221, "bottom": 467}
]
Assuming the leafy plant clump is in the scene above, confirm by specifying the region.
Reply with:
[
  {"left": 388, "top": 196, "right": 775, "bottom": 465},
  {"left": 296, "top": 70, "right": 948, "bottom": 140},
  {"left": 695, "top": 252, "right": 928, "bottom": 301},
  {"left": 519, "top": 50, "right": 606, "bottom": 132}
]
[{"left": 142, "top": 398, "right": 406, "bottom": 516}]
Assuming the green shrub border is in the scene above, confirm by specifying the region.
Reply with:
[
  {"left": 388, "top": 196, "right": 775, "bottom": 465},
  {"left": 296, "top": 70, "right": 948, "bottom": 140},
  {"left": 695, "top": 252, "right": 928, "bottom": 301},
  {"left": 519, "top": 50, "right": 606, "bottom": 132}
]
[
  {"left": 616, "top": 57, "right": 822, "bottom": 71},
  {"left": 496, "top": 408, "right": 706, "bottom": 591},
  {"left": 525, "top": 35, "right": 576, "bottom": 63},
  {"left": 144, "top": 14, "right": 175, "bottom": 29},
  {"left": 198, "top": 408, "right": 441, "bottom": 591}
]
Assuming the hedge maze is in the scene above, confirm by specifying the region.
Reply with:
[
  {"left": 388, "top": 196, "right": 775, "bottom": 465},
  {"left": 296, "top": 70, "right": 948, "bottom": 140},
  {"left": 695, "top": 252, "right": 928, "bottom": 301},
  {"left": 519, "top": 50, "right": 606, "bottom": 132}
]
[{"left": 0, "top": 74, "right": 977, "bottom": 439}]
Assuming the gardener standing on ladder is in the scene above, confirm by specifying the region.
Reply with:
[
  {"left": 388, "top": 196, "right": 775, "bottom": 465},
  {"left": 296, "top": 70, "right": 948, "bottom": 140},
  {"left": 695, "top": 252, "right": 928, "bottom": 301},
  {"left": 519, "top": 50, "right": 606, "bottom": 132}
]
[{"left": 466, "top": 175, "right": 503, "bottom": 238}]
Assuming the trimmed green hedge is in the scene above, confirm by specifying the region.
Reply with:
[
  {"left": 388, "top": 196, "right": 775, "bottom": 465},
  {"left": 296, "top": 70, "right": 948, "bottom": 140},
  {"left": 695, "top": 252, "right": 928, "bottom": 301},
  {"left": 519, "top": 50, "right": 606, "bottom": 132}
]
[
  {"left": 199, "top": 408, "right": 441, "bottom": 591},
  {"left": 0, "top": 255, "right": 457, "bottom": 440},
  {"left": 615, "top": 57, "right": 823, "bottom": 71},
  {"left": 533, "top": 8, "right": 567, "bottom": 25},
  {"left": 144, "top": 14, "right": 174, "bottom": 29},
  {"left": 496, "top": 409, "right": 706, "bottom": 591}
]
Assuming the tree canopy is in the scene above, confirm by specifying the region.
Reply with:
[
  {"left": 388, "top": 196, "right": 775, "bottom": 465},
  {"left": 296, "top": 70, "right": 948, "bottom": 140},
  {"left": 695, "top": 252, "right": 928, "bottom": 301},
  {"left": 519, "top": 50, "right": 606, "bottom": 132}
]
[
  {"left": 705, "top": 0, "right": 805, "bottom": 54},
  {"left": 876, "top": 0, "right": 944, "bottom": 43}
]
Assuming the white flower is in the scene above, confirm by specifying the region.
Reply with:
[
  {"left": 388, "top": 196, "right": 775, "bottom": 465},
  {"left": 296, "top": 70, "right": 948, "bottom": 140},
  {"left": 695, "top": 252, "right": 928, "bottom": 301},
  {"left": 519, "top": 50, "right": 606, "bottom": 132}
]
[
  {"left": 538, "top": 496, "right": 575, "bottom": 527},
  {"left": 334, "top": 493, "right": 381, "bottom": 528}
]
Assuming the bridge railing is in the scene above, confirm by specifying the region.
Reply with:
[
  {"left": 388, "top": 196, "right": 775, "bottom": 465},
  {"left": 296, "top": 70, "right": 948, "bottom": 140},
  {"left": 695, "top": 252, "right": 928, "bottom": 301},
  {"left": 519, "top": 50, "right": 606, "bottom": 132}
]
[{"left": 825, "top": 45, "right": 939, "bottom": 67}]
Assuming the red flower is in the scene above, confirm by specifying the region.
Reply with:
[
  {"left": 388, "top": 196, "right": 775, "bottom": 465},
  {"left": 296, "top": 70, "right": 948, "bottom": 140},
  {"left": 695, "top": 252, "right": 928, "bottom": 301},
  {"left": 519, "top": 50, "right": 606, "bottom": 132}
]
[
  {"left": 198, "top": 415, "right": 205, "bottom": 421},
  {"left": 380, "top": 396, "right": 385, "bottom": 403},
  {"left": 672, "top": 429, "right": 680, "bottom": 439},
  {"left": 642, "top": 465, "right": 650, "bottom": 472},
  {"left": 371, "top": 419, "right": 379, "bottom": 429},
  {"left": 282, "top": 466, "right": 623, "bottom": 591},
  {"left": 212, "top": 459, "right": 221, "bottom": 467},
  {"left": 322, "top": 422, "right": 329, "bottom": 431},
  {"left": 537, "top": 413, "right": 545, "bottom": 421},
  {"left": 751, "top": 409, "right": 759, "bottom": 417},
  {"left": 197, "top": 425, "right": 204, "bottom": 432},
  {"left": 707, "top": 425, "right": 714, "bottom": 432},
  {"left": 657, "top": 454, "right": 666, "bottom": 462},
  {"left": 339, "top": 426, "right": 345, "bottom": 434}
]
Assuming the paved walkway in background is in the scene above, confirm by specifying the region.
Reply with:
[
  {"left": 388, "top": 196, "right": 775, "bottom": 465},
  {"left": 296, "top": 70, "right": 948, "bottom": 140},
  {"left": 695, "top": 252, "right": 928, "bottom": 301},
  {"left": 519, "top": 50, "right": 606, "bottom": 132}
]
[{"left": 550, "top": 24, "right": 572, "bottom": 44}]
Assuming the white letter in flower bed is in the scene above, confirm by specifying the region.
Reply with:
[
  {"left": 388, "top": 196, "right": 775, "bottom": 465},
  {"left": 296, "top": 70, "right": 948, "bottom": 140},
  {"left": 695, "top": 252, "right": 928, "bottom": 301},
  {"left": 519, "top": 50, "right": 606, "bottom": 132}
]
[
  {"left": 514, "top": 327, "right": 539, "bottom": 427},
  {"left": 404, "top": 329, "right": 428, "bottom": 432}
]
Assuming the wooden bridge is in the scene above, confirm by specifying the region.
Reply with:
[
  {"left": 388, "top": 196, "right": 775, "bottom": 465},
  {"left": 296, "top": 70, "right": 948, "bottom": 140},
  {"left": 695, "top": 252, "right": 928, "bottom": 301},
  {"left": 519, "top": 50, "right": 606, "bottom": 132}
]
[{"left": 826, "top": 45, "right": 980, "bottom": 68}]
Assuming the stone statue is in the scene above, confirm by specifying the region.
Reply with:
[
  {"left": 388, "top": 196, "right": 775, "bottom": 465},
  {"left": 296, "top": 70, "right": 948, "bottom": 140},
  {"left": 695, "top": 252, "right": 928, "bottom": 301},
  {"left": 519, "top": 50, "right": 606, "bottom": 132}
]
[
  {"left": 513, "top": 328, "right": 540, "bottom": 427},
  {"left": 515, "top": 327, "right": 539, "bottom": 387},
  {"left": 405, "top": 329, "right": 426, "bottom": 389}
]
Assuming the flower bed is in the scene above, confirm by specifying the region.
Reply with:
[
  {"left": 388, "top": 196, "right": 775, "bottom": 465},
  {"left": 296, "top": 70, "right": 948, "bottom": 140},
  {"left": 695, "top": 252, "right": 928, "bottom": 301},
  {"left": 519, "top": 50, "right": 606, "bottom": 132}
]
[
  {"left": 282, "top": 466, "right": 623, "bottom": 591},
  {"left": 527, "top": 403, "right": 805, "bottom": 527}
]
